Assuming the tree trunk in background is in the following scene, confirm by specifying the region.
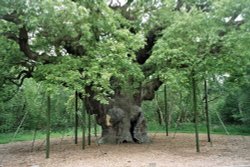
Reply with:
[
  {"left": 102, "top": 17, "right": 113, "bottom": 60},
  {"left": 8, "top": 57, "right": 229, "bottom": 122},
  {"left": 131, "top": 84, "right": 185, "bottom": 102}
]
[
  {"left": 155, "top": 92, "right": 164, "bottom": 125},
  {"left": 155, "top": 108, "right": 164, "bottom": 126}
]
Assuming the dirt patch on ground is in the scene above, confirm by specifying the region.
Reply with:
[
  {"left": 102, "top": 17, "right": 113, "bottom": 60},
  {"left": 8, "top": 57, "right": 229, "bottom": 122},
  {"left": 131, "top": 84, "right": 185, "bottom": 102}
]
[{"left": 0, "top": 133, "right": 250, "bottom": 167}]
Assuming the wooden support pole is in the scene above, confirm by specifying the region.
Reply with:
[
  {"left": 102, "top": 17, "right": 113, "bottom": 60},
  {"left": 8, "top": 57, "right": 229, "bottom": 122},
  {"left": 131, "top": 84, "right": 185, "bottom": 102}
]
[
  {"left": 191, "top": 70, "right": 200, "bottom": 153},
  {"left": 82, "top": 98, "right": 86, "bottom": 150},
  {"left": 94, "top": 115, "right": 97, "bottom": 137},
  {"left": 164, "top": 84, "right": 169, "bottom": 136},
  {"left": 46, "top": 95, "right": 51, "bottom": 158},
  {"left": 88, "top": 112, "right": 91, "bottom": 145},
  {"left": 204, "top": 79, "right": 211, "bottom": 142},
  {"left": 74, "top": 91, "right": 79, "bottom": 144}
]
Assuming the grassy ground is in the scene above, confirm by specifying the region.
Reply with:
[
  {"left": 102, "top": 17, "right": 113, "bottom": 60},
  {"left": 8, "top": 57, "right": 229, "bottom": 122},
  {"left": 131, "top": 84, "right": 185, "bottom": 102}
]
[
  {"left": 0, "top": 123, "right": 249, "bottom": 144},
  {"left": 0, "top": 128, "right": 99, "bottom": 144},
  {"left": 148, "top": 122, "right": 250, "bottom": 136},
  {"left": 0, "top": 130, "right": 73, "bottom": 144}
]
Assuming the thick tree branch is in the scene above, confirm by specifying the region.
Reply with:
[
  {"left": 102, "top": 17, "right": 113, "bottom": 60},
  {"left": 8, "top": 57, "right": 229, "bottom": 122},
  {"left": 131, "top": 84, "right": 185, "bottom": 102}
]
[
  {"left": 136, "top": 28, "right": 162, "bottom": 64},
  {"left": 18, "top": 26, "right": 37, "bottom": 60},
  {"left": 133, "top": 78, "right": 163, "bottom": 105},
  {"left": 0, "top": 12, "right": 20, "bottom": 24},
  {"left": 141, "top": 78, "right": 163, "bottom": 100}
]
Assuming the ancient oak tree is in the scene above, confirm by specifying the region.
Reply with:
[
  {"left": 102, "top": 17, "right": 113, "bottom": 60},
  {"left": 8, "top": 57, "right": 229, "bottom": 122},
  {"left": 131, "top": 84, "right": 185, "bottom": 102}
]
[{"left": 0, "top": 0, "right": 249, "bottom": 144}]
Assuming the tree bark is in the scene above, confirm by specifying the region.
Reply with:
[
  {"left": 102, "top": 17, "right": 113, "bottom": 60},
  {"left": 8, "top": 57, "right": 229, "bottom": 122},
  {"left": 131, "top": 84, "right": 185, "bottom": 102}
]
[
  {"left": 95, "top": 97, "right": 150, "bottom": 144},
  {"left": 84, "top": 76, "right": 162, "bottom": 144},
  {"left": 155, "top": 92, "right": 164, "bottom": 125}
]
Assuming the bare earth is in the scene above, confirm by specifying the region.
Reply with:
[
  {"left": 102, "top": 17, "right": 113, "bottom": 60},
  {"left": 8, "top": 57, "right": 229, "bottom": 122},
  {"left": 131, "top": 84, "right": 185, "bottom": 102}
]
[{"left": 0, "top": 133, "right": 250, "bottom": 167}]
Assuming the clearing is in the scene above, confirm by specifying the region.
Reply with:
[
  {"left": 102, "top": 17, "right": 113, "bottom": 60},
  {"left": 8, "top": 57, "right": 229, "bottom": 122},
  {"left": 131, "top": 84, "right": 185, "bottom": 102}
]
[{"left": 0, "top": 133, "right": 250, "bottom": 167}]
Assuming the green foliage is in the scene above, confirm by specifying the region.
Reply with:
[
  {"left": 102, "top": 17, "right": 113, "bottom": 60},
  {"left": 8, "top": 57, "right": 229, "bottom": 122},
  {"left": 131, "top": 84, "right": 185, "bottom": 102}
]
[
  {"left": 0, "top": 0, "right": 147, "bottom": 104},
  {"left": 0, "top": 87, "right": 25, "bottom": 133},
  {"left": 0, "top": 79, "right": 75, "bottom": 133},
  {"left": 219, "top": 67, "right": 250, "bottom": 125}
]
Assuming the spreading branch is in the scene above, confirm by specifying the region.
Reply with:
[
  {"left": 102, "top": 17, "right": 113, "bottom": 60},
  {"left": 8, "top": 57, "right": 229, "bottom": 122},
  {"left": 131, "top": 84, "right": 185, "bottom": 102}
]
[
  {"left": 6, "top": 67, "right": 33, "bottom": 87},
  {"left": 18, "top": 26, "right": 38, "bottom": 60}
]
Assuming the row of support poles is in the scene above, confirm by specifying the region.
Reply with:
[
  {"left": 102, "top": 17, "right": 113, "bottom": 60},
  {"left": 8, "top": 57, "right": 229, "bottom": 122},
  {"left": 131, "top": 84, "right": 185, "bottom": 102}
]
[
  {"left": 75, "top": 92, "right": 94, "bottom": 149},
  {"left": 162, "top": 74, "right": 213, "bottom": 153},
  {"left": 162, "top": 76, "right": 211, "bottom": 153},
  {"left": 75, "top": 92, "right": 97, "bottom": 149},
  {"left": 46, "top": 81, "right": 211, "bottom": 155},
  {"left": 45, "top": 91, "right": 98, "bottom": 158},
  {"left": 44, "top": 79, "right": 211, "bottom": 156}
]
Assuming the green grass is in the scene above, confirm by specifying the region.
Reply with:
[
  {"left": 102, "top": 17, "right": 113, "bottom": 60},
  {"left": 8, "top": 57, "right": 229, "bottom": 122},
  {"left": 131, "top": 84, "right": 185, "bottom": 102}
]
[
  {"left": 0, "top": 124, "right": 249, "bottom": 144},
  {"left": 0, "top": 130, "right": 70, "bottom": 144},
  {"left": 0, "top": 127, "right": 101, "bottom": 144},
  {"left": 148, "top": 122, "right": 250, "bottom": 136}
]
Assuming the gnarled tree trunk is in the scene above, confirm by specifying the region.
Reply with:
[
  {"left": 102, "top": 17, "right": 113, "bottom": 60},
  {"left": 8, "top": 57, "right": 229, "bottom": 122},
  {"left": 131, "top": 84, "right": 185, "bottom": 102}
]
[
  {"left": 98, "top": 103, "right": 149, "bottom": 144},
  {"left": 85, "top": 78, "right": 162, "bottom": 144},
  {"left": 85, "top": 94, "right": 150, "bottom": 144}
]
